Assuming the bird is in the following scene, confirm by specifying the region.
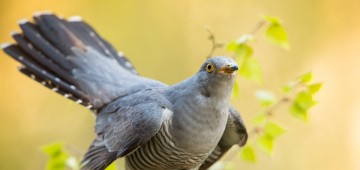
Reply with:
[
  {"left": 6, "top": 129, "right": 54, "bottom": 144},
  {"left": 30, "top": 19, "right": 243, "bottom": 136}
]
[{"left": 1, "top": 12, "right": 248, "bottom": 170}]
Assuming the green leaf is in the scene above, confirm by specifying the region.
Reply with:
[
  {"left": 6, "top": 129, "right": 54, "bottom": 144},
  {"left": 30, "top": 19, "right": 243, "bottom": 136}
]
[
  {"left": 299, "top": 71, "right": 313, "bottom": 83},
  {"left": 227, "top": 43, "right": 253, "bottom": 62},
  {"left": 263, "top": 16, "right": 289, "bottom": 49},
  {"left": 42, "top": 142, "right": 69, "bottom": 170},
  {"left": 255, "top": 90, "right": 276, "bottom": 107},
  {"left": 105, "top": 162, "right": 117, "bottom": 170},
  {"left": 265, "top": 24, "right": 289, "bottom": 49},
  {"left": 227, "top": 34, "right": 254, "bottom": 51},
  {"left": 257, "top": 135, "right": 274, "bottom": 154},
  {"left": 263, "top": 122, "right": 285, "bottom": 139},
  {"left": 263, "top": 16, "right": 281, "bottom": 24},
  {"left": 308, "top": 83, "right": 322, "bottom": 94},
  {"left": 290, "top": 91, "right": 318, "bottom": 121},
  {"left": 289, "top": 103, "right": 308, "bottom": 121},
  {"left": 257, "top": 122, "right": 285, "bottom": 154},
  {"left": 295, "top": 91, "right": 317, "bottom": 110},
  {"left": 236, "top": 44, "right": 253, "bottom": 61},
  {"left": 282, "top": 81, "right": 297, "bottom": 93},
  {"left": 226, "top": 35, "right": 254, "bottom": 61},
  {"left": 226, "top": 40, "right": 239, "bottom": 52},
  {"left": 240, "top": 145, "right": 257, "bottom": 163},
  {"left": 239, "top": 57, "right": 262, "bottom": 83},
  {"left": 232, "top": 80, "right": 240, "bottom": 98}
]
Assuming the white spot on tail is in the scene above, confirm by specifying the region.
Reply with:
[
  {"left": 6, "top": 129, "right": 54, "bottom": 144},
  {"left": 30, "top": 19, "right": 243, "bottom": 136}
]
[
  {"left": 18, "top": 19, "right": 29, "bottom": 25},
  {"left": 55, "top": 78, "right": 60, "bottom": 82},
  {"left": 18, "top": 56, "right": 23, "bottom": 60},
  {"left": 64, "top": 94, "right": 71, "bottom": 98},
  {"left": 41, "top": 81, "right": 46, "bottom": 85},
  {"left": 10, "top": 31, "right": 19, "bottom": 36},
  {"left": 41, "top": 70, "right": 46, "bottom": 74},
  {"left": 70, "top": 85, "right": 76, "bottom": 90},
  {"left": 52, "top": 87, "right": 58, "bottom": 92},
  {"left": 89, "top": 31, "right": 95, "bottom": 37},
  {"left": 30, "top": 74, "right": 36, "bottom": 79},
  {"left": 17, "top": 65, "right": 26, "bottom": 70},
  {"left": 33, "top": 12, "right": 41, "bottom": 17},
  {"left": 33, "top": 11, "right": 52, "bottom": 17},
  {"left": 28, "top": 43, "right": 33, "bottom": 49},
  {"left": 117, "top": 51, "right": 124, "bottom": 57},
  {"left": 68, "top": 16, "right": 83, "bottom": 22},
  {"left": 1, "top": 43, "right": 11, "bottom": 49},
  {"left": 43, "top": 10, "right": 53, "bottom": 14},
  {"left": 86, "top": 105, "right": 93, "bottom": 109},
  {"left": 105, "top": 49, "right": 111, "bottom": 55},
  {"left": 76, "top": 99, "right": 83, "bottom": 104},
  {"left": 125, "top": 61, "right": 132, "bottom": 68}
]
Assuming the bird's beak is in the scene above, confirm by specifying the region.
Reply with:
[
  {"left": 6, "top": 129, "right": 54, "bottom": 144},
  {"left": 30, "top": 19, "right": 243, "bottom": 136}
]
[{"left": 218, "top": 64, "right": 239, "bottom": 74}]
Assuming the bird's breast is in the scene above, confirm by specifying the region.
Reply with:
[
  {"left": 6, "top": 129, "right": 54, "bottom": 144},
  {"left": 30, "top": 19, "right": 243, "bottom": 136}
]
[{"left": 169, "top": 95, "right": 229, "bottom": 154}]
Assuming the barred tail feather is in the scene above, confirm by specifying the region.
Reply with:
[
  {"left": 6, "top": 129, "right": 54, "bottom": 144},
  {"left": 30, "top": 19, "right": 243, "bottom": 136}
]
[
  {"left": 2, "top": 12, "right": 143, "bottom": 110},
  {"left": 11, "top": 32, "right": 74, "bottom": 84},
  {"left": 2, "top": 44, "right": 93, "bottom": 109},
  {"left": 18, "top": 19, "right": 74, "bottom": 71}
]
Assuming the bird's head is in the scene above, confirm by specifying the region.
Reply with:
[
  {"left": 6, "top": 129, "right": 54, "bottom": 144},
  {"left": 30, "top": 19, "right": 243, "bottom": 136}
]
[
  {"left": 197, "top": 56, "right": 238, "bottom": 97},
  {"left": 199, "top": 56, "right": 238, "bottom": 76}
]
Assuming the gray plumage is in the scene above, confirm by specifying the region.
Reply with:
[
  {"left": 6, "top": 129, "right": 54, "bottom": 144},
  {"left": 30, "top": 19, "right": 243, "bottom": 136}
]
[{"left": 2, "top": 12, "right": 248, "bottom": 170}]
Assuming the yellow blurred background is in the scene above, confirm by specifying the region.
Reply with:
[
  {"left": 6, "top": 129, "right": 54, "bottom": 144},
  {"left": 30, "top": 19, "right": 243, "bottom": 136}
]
[{"left": 0, "top": 0, "right": 359, "bottom": 169}]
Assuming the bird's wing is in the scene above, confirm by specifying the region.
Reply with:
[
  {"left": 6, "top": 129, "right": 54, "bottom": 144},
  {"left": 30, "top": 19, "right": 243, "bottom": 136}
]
[
  {"left": 200, "top": 106, "right": 248, "bottom": 170},
  {"left": 82, "top": 92, "right": 171, "bottom": 169},
  {"left": 2, "top": 12, "right": 165, "bottom": 110}
]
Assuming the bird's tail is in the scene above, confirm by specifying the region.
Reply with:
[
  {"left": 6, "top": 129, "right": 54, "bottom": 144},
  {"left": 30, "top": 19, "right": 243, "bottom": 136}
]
[{"left": 2, "top": 12, "right": 138, "bottom": 110}]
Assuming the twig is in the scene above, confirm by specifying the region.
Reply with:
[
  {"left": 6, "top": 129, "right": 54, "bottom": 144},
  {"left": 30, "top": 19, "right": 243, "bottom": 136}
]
[
  {"left": 249, "top": 20, "right": 267, "bottom": 35},
  {"left": 206, "top": 28, "right": 224, "bottom": 58},
  {"left": 265, "top": 97, "right": 290, "bottom": 116}
]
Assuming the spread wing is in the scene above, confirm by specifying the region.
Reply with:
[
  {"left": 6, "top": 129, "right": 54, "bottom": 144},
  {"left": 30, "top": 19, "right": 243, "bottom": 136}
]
[
  {"left": 81, "top": 91, "right": 172, "bottom": 170},
  {"left": 200, "top": 106, "right": 248, "bottom": 170},
  {"left": 2, "top": 12, "right": 165, "bottom": 110}
]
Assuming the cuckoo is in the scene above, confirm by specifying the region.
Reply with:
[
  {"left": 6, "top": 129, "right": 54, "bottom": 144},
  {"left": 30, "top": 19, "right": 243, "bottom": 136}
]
[{"left": 1, "top": 12, "right": 248, "bottom": 170}]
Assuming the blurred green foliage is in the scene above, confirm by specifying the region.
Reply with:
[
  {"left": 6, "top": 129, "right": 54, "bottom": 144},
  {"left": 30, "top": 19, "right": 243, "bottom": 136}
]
[
  {"left": 263, "top": 16, "right": 290, "bottom": 49},
  {"left": 226, "top": 16, "right": 322, "bottom": 165},
  {"left": 42, "top": 143, "right": 71, "bottom": 170}
]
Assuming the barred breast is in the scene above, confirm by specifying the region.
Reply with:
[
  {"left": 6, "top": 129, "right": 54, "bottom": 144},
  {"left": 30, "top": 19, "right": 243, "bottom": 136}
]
[{"left": 125, "top": 118, "right": 211, "bottom": 170}]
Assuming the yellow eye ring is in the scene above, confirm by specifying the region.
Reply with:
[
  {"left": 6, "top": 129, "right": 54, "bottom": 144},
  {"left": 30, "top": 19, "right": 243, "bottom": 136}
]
[{"left": 206, "top": 63, "right": 215, "bottom": 73}]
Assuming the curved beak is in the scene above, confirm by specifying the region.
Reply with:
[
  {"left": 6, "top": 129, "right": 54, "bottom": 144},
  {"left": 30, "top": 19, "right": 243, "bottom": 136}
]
[{"left": 218, "top": 64, "right": 239, "bottom": 74}]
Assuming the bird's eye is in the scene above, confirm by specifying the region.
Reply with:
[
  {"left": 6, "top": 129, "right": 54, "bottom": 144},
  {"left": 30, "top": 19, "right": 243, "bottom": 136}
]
[{"left": 206, "top": 63, "right": 215, "bottom": 73}]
